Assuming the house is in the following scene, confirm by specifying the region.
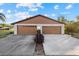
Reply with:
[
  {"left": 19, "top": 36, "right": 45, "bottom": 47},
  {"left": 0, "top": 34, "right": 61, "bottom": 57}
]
[{"left": 13, "top": 15, "right": 64, "bottom": 35}]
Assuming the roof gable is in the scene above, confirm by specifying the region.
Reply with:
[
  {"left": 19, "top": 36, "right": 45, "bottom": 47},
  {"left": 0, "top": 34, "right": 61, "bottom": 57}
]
[{"left": 12, "top": 15, "right": 64, "bottom": 24}]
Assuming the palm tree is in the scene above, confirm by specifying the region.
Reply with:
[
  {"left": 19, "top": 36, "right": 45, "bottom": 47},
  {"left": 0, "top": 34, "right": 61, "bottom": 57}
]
[{"left": 0, "top": 13, "right": 6, "bottom": 27}]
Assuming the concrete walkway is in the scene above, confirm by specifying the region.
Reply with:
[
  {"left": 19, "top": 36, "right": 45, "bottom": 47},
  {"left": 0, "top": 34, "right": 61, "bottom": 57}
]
[
  {"left": 43, "top": 34, "right": 79, "bottom": 55},
  {"left": 0, "top": 35, "right": 35, "bottom": 56},
  {"left": 34, "top": 43, "right": 45, "bottom": 56}
]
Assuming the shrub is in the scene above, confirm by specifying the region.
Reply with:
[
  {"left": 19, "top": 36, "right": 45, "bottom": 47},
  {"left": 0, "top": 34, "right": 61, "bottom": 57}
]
[
  {"left": 65, "top": 23, "right": 78, "bottom": 35},
  {"left": 0, "top": 29, "right": 14, "bottom": 38}
]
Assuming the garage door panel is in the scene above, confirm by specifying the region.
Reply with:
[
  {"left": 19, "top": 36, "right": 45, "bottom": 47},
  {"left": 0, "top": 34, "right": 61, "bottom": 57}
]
[
  {"left": 43, "top": 26, "right": 61, "bottom": 34},
  {"left": 17, "top": 26, "right": 37, "bottom": 35}
]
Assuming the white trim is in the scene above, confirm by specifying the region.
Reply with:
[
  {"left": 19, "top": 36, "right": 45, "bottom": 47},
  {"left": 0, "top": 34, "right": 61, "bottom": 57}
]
[
  {"left": 14, "top": 24, "right": 17, "bottom": 35},
  {"left": 41, "top": 26, "right": 43, "bottom": 34},
  {"left": 16, "top": 24, "right": 64, "bottom": 26},
  {"left": 61, "top": 24, "right": 64, "bottom": 34}
]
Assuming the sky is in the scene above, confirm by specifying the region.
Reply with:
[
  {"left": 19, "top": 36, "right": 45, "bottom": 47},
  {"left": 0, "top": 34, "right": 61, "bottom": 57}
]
[{"left": 0, "top": 3, "right": 79, "bottom": 23}]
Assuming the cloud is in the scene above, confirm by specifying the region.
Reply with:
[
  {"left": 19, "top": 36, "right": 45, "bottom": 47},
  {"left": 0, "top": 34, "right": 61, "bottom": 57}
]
[
  {"left": 52, "top": 14, "right": 56, "bottom": 17},
  {"left": 65, "top": 4, "right": 72, "bottom": 10},
  {"left": 14, "top": 12, "right": 32, "bottom": 22},
  {"left": 0, "top": 3, "right": 4, "bottom": 6},
  {"left": 0, "top": 9, "right": 4, "bottom": 13},
  {"left": 54, "top": 5, "right": 59, "bottom": 10},
  {"left": 60, "top": 12, "right": 70, "bottom": 15},
  {"left": 16, "top": 3, "right": 43, "bottom": 8},
  {"left": 16, "top": 3, "right": 43, "bottom": 11},
  {"left": 5, "top": 11, "right": 31, "bottom": 23},
  {"left": 16, "top": 3, "right": 31, "bottom": 8},
  {"left": 29, "top": 8, "right": 38, "bottom": 11},
  {"left": 15, "top": 12, "right": 31, "bottom": 19},
  {"left": 44, "top": 14, "right": 56, "bottom": 17},
  {"left": 6, "top": 14, "right": 12, "bottom": 19},
  {"left": 44, "top": 14, "right": 49, "bottom": 16},
  {"left": 7, "top": 10, "right": 11, "bottom": 13},
  {"left": 5, "top": 13, "right": 15, "bottom": 23}
]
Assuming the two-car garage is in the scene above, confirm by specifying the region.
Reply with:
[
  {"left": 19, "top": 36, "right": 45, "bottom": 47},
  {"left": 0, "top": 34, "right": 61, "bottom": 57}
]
[
  {"left": 13, "top": 15, "right": 64, "bottom": 35},
  {"left": 16, "top": 25, "right": 62, "bottom": 35}
]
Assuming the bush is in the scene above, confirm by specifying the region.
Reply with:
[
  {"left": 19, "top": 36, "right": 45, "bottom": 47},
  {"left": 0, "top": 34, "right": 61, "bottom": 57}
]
[
  {"left": 65, "top": 23, "right": 78, "bottom": 35},
  {"left": 0, "top": 29, "right": 14, "bottom": 38},
  {"left": 72, "top": 33, "right": 79, "bottom": 39}
]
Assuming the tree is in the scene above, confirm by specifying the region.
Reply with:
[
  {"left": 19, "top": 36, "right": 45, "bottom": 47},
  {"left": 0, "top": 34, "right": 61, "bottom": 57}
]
[
  {"left": 65, "top": 23, "right": 78, "bottom": 35},
  {"left": 76, "top": 16, "right": 79, "bottom": 22},
  {"left": 57, "top": 16, "right": 67, "bottom": 23},
  {"left": 74, "top": 16, "right": 79, "bottom": 33},
  {"left": 0, "top": 13, "right": 6, "bottom": 27}
]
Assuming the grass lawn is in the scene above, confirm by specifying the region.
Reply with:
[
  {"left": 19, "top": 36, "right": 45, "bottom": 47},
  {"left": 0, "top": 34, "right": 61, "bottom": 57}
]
[{"left": 0, "top": 29, "right": 14, "bottom": 38}]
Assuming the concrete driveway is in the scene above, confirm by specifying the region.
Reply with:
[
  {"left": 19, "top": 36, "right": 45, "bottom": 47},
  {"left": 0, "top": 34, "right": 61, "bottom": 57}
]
[
  {"left": 0, "top": 35, "right": 35, "bottom": 56},
  {"left": 43, "top": 34, "right": 79, "bottom": 55},
  {"left": 1, "top": 34, "right": 79, "bottom": 56}
]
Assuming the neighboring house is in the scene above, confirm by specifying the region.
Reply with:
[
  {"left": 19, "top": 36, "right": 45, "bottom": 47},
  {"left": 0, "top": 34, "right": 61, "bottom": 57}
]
[{"left": 12, "top": 15, "right": 64, "bottom": 35}]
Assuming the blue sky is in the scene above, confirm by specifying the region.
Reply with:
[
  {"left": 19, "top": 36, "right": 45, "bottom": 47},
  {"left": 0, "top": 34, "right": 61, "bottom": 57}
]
[{"left": 0, "top": 3, "right": 79, "bottom": 23}]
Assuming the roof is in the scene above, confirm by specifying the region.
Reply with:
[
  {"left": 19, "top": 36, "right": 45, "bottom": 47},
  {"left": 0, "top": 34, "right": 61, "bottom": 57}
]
[{"left": 12, "top": 14, "right": 65, "bottom": 25}]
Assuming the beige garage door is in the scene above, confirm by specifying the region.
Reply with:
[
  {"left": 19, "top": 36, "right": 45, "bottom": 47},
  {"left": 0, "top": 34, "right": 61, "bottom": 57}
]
[
  {"left": 43, "top": 26, "right": 61, "bottom": 34},
  {"left": 17, "top": 26, "right": 37, "bottom": 35}
]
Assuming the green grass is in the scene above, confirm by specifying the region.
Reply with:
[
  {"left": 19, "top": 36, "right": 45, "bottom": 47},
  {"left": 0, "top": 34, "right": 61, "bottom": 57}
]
[{"left": 0, "top": 29, "right": 14, "bottom": 38}]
